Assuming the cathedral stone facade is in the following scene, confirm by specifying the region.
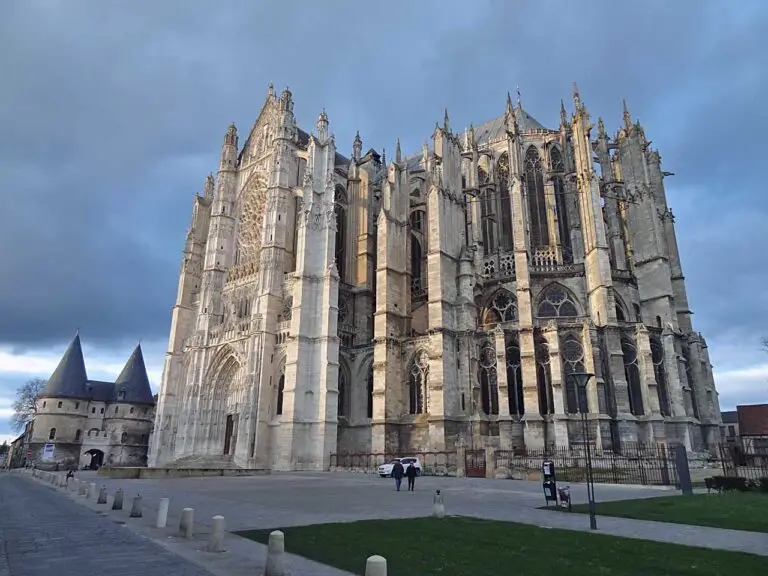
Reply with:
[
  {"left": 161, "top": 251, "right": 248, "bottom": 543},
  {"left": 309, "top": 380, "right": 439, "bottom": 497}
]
[{"left": 149, "top": 84, "right": 722, "bottom": 471}]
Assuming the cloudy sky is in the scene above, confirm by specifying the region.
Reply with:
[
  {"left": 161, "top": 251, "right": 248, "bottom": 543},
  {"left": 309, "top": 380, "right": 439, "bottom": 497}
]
[{"left": 1, "top": 0, "right": 766, "bottom": 442}]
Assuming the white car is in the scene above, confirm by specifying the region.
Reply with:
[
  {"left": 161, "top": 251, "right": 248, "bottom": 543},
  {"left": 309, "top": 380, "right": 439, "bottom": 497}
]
[{"left": 378, "top": 457, "right": 422, "bottom": 478}]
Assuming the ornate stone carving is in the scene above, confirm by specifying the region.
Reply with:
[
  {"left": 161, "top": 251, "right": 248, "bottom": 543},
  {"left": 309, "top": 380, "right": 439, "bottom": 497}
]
[{"left": 237, "top": 173, "right": 268, "bottom": 264}]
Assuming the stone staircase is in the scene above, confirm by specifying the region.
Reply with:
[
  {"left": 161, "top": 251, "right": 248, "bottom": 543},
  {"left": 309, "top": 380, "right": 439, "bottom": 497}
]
[{"left": 166, "top": 454, "right": 241, "bottom": 469}]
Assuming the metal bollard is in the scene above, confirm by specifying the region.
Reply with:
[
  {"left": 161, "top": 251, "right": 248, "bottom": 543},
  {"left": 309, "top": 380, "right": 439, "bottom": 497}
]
[
  {"left": 112, "top": 488, "right": 124, "bottom": 510},
  {"left": 365, "top": 555, "right": 388, "bottom": 576},
  {"left": 207, "top": 515, "right": 225, "bottom": 552},
  {"left": 264, "top": 530, "right": 286, "bottom": 576},
  {"left": 156, "top": 497, "right": 169, "bottom": 528},
  {"left": 97, "top": 485, "right": 108, "bottom": 504},
  {"left": 130, "top": 495, "right": 143, "bottom": 518},
  {"left": 179, "top": 508, "right": 194, "bottom": 538}
]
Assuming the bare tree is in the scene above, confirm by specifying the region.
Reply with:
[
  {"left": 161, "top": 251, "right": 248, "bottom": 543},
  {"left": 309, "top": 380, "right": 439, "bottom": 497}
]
[
  {"left": 10, "top": 378, "right": 46, "bottom": 432},
  {"left": 762, "top": 336, "right": 768, "bottom": 354}
]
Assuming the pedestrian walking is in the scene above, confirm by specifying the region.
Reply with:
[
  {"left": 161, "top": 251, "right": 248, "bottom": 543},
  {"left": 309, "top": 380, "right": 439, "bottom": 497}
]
[
  {"left": 392, "top": 460, "right": 405, "bottom": 491},
  {"left": 405, "top": 462, "right": 417, "bottom": 491}
]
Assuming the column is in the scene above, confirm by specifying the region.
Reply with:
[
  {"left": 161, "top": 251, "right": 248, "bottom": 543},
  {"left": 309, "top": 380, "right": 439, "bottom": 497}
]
[{"left": 543, "top": 321, "right": 568, "bottom": 447}]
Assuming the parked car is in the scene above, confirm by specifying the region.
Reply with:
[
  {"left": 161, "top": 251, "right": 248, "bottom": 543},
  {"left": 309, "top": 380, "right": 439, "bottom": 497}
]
[{"left": 378, "top": 457, "right": 422, "bottom": 478}]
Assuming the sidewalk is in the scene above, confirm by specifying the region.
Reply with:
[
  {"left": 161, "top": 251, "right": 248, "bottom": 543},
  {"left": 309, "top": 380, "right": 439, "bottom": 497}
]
[{"left": 12, "top": 471, "right": 355, "bottom": 576}]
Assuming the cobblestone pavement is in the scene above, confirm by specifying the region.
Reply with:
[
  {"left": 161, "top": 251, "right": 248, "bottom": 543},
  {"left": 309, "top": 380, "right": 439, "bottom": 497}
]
[
  {"left": 3, "top": 472, "right": 355, "bottom": 576},
  {"left": 0, "top": 473, "right": 213, "bottom": 576}
]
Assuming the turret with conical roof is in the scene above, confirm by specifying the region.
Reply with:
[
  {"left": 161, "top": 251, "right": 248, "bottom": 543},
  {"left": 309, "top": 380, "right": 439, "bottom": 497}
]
[
  {"left": 113, "top": 344, "right": 155, "bottom": 405},
  {"left": 40, "top": 333, "right": 89, "bottom": 399}
]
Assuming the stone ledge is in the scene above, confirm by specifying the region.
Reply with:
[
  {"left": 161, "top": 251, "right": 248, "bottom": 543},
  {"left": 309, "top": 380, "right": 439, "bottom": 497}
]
[{"left": 98, "top": 467, "right": 271, "bottom": 479}]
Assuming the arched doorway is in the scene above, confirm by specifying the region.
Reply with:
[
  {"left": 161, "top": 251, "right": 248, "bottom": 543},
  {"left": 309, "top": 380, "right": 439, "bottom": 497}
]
[
  {"left": 85, "top": 449, "right": 104, "bottom": 470},
  {"left": 203, "top": 350, "right": 246, "bottom": 456}
]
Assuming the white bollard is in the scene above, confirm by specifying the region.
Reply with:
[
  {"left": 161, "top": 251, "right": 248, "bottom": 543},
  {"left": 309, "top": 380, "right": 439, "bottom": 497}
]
[
  {"left": 179, "top": 507, "right": 194, "bottom": 538},
  {"left": 87, "top": 482, "right": 96, "bottom": 499},
  {"left": 156, "top": 497, "right": 170, "bottom": 528},
  {"left": 432, "top": 489, "right": 445, "bottom": 519},
  {"left": 264, "top": 530, "right": 286, "bottom": 576},
  {"left": 78, "top": 482, "right": 87, "bottom": 496},
  {"left": 207, "top": 515, "right": 225, "bottom": 552},
  {"left": 365, "top": 555, "right": 388, "bottom": 576}
]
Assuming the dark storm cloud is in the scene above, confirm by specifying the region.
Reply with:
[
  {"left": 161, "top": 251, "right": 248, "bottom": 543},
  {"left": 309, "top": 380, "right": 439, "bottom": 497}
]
[{"left": 0, "top": 0, "right": 766, "bottom": 366}]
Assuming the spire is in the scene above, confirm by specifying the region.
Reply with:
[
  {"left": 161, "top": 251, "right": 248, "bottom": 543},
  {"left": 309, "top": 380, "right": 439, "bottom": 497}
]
[
  {"left": 622, "top": 99, "right": 632, "bottom": 130},
  {"left": 267, "top": 83, "right": 275, "bottom": 98},
  {"left": 572, "top": 82, "right": 582, "bottom": 111},
  {"left": 597, "top": 117, "right": 607, "bottom": 139},
  {"left": 505, "top": 93, "right": 518, "bottom": 135},
  {"left": 560, "top": 99, "right": 568, "bottom": 127},
  {"left": 114, "top": 344, "right": 155, "bottom": 404},
  {"left": 395, "top": 138, "right": 402, "bottom": 163},
  {"left": 41, "top": 333, "right": 89, "bottom": 399},
  {"left": 443, "top": 108, "right": 450, "bottom": 133},
  {"left": 422, "top": 140, "right": 429, "bottom": 162},
  {"left": 381, "top": 147, "right": 386, "bottom": 166},
  {"left": 279, "top": 86, "right": 293, "bottom": 112},
  {"left": 204, "top": 173, "right": 215, "bottom": 201},
  {"left": 316, "top": 109, "right": 329, "bottom": 141},
  {"left": 466, "top": 123, "right": 476, "bottom": 149},
  {"left": 516, "top": 84, "right": 522, "bottom": 108},
  {"left": 224, "top": 123, "right": 237, "bottom": 147},
  {"left": 352, "top": 130, "right": 362, "bottom": 161}
]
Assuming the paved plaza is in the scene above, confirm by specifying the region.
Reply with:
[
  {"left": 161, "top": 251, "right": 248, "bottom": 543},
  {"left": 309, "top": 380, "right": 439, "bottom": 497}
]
[{"left": 2, "top": 470, "right": 768, "bottom": 575}]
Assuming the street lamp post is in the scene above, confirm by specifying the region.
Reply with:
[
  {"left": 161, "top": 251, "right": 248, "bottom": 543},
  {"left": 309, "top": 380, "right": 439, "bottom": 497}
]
[{"left": 570, "top": 371, "right": 597, "bottom": 530}]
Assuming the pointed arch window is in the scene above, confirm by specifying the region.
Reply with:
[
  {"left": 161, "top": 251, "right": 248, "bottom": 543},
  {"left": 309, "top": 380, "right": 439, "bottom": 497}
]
[
  {"left": 621, "top": 338, "right": 645, "bottom": 416},
  {"left": 537, "top": 284, "right": 579, "bottom": 318},
  {"left": 550, "top": 147, "right": 571, "bottom": 262},
  {"left": 479, "top": 187, "right": 497, "bottom": 255},
  {"left": 478, "top": 342, "right": 499, "bottom": 415},
  {"left": 561, "top": 333, "right": 586, "bottom": 413},
  {"left": 48, "top": 428, "right": 56, "bottom": 440},
  {"left": 366, "top": 364, "right": 374, "bottom": 419},
  {"left": 334, "top": 186, "right": 347, "bottom": 282},
  {"left": 496, "top": 153, "right": 513, "bottom": 251},
  {"left": 408, "top": 351, "right": 429, "bottom": 414},
  {"left": 535, "top": 334, "right": 554, "bottom": 415},
  {"left": 650, "top": 336, "right": 671, "bottom": 416},
  {"left": 505, "top": 333, "right": 524, "bottom": 416},
  {"left": 410, "top": 210, "right": 426, "bottom": 298},
  {"left": 486, "top": 290, "right": 517, "bottom": 324},
  {"left": 337, "top": 368, "right": 348, "bottom": 418},
  {"left": 525, "top": 146, "right": 549, "bottom": 247},
  {"left": 276, "top": 373, "right": 285, "bottom": 416}
]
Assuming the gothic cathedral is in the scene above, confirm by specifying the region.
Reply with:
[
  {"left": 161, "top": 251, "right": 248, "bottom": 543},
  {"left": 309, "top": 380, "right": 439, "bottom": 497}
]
[{"left": 149, "top": 84, "right": 723, "bottom": 470}]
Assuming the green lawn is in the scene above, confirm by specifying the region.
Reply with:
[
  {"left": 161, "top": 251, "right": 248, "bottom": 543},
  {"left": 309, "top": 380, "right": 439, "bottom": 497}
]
[
  {"left": 563, "top": 492, "right": 768, "bottom": 533},
  {"left": 236, "top": 516, "right": 768, "bottom": 576}
]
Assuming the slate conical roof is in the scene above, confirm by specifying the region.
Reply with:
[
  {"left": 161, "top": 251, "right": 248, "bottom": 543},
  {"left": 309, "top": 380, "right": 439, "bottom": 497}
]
[
  {"left": 113, "top": 344, "right": 155, "bottom": 404},
  {"left": 41, "top": 333, "right": 89, "bottom": 399}
]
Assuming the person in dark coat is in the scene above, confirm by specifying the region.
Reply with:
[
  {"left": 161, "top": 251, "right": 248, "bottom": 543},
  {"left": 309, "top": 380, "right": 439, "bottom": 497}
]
[
  {"left": 405, "top": 462, "right": 417, "bottom": 491},
  {"left": 392, "top": 460, "right": 405, "bottom": 491}
]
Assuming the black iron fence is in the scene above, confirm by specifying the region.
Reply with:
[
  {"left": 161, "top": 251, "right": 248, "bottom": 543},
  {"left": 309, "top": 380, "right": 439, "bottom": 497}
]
[
  {"left": 494, "top": 442, "right": 679, "bottom": 486},
  {"left": 330, "top": 451, "right": 459, "bottom": 477},
  {"left": 718, "top": 442, "right": 768, "bottom": 482}
]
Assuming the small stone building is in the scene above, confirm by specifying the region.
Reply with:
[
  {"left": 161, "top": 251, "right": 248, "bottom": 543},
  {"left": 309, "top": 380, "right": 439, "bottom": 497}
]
[{"left": 30, "top": 333, "right": 156, "bottom": 469}]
